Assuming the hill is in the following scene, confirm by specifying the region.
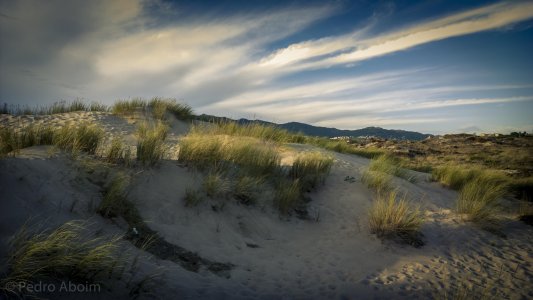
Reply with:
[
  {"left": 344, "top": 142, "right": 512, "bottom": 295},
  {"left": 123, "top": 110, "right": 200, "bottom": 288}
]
[{"left": 195, "top": 114, "right": 431, "bottom": 140}]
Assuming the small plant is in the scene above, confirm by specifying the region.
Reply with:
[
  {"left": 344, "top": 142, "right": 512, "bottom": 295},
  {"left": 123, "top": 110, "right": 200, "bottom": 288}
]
[
  {"left": 234, "top": 176, "right": 264, "bottom": 205},
  {"left": 368, "top": 155, "right": 412, "bottom": 181},
  {"left": 184, "top": 188, "right": 204, "bottom": 207},
  {"left": 432, "top": 165, "right": 483, "bottom": 190},
  {"left": 149, "top": 98, "right": 168, "bottom": 120},
  {"left": 98, "top": 174, "right": 131, "bottom": 218},
  {"left": 1, "top": 220, "right": 123, "bottom": 296},
  {"left": 362, "top": 169, "right": 393, "bottom": 192},
  {"left": 106, "top": 137, "right": 126, "bottom": 164},
  {"left": 368, "top": 190, "right": 423, "bottom": 238},
  {"left": 203, "top": 172, "right": 231, "bottom": 199},
  {"left": 111, "top": 98, "right": 147, "bottom": 116},
  {"left": 53, "top": 123, "right": 104, "bottom": 155},
  {"left": 274, "top": 179, "right": 303, "bottom": 215},
  {"left": 136, "top": 122, "right": 168, "bottom": 166},
  {"left": 290, "top": 152, "right": 333, "bottom": 190},
  {"left": 179, "top": 134, "right": 280, "bottom": 176},
  {"left": 456, "top": 176, "right": 507, "bottom": 224}
]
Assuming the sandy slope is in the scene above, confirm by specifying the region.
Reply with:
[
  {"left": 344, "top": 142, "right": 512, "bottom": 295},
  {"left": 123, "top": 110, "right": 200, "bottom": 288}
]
[{"left": 0, "top": 112, "right": 532, "bottom": 299}]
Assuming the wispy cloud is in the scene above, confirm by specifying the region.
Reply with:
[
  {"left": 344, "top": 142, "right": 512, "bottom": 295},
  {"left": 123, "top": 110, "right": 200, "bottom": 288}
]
[
  {"left": 1, "top": 0, "right": 532, "bottom": 133},
  {"left": 260, "top": 1, "right": 533, "bottom": 70}
]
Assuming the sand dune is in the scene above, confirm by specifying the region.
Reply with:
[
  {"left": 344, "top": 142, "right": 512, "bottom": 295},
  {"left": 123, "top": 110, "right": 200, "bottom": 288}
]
[{"left": 1, "top": 111, "right": 532, "bottom": 299}]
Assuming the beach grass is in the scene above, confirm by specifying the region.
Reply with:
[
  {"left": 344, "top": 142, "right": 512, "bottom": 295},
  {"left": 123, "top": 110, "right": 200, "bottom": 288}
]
[
  {"left": 1, "top": 220, "right": 122, "bottom": 295},
  {"left": 368, "top": 190, "right": 423, "bottom": 238},
  {"left": 290, "top": 151, "right": 333, "bottom": 190}
]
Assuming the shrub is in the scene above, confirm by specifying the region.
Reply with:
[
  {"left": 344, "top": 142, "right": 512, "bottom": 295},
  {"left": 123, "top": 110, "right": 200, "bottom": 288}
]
[
  {"left": 290, "top": 152, "right": 333, "bottom": 190},
  {"left": 1, "top": 220, "right": 122, "bottom": 292},
  {"left": 368, "top": 191, "right": 423, "bottom": 237},
  {"left": 136, "top": 122, "right": 168, "bottom": 166},
  {"left": 274, "top": 179, "right": 303, "bottom": 215}
]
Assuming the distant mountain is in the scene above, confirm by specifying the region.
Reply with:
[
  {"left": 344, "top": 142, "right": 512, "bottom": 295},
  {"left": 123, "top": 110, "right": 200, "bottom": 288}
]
[{"left": 195, "top": 114, "right": 432, "bottom": 141}]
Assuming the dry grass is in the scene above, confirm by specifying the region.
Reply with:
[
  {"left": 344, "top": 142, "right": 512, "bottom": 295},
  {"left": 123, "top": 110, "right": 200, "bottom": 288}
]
[{"left": 368, "top": 191, "right": 423, "bottom": 237}]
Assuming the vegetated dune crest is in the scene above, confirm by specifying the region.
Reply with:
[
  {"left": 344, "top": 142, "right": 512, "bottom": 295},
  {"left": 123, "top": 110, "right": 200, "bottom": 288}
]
[{"left": 0, "top": 110, "right": 531, "bottom": 299}]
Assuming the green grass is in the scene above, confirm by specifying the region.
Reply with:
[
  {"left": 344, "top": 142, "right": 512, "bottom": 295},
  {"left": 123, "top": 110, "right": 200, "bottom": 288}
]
[
  {"left": 0, "top": 125, "right": 54, "bottom": 156},
  {"left": 53, "top": 123, "right": 104, "bottom": 155},
  {"left": 111, "top": 98, "right": 147, "bottom": 115},
  {"left": 234, "top": 175, "right": 264, "bottom": 205},
  {"left": 111, "top": 98, "right": 193, "bottom": 121},
  {"left": 190, "top": 121, "right": 294, "bottom": 143},
  {"left": 362, "top": 169, "right": 393, "bottom": 192},
  {"left": 368, "top": 190, "right": 423, "bottom": 237},
  {"left": 179, "top": 133, "right": 280, "bottom": 176},
  {"left": 368, "top": 154, "right": 416, "bottom": 182},
  {"left": 1, "top": 100, "right": 109, "bottom": 115},
  {"left": 1, "top": 123, "right": 103, "bottom": 157},
  {"left": 184, "top": 188, "right": 204, "bottom": 207},
  {"left": 290, "top": 151, "right": 333, "bottom": 190},
  {"left": 203, "top": 171, "right": 231, "bottom": 198},
  {"left": 136, "top": 122, "right": 168, "bottom": 166},
  {"left": 1, "top": 220, "right": 122, "bottom": 294},
  {"left": 274, "top": 179, "right": 303, "bottom": 215},
  {"left": 456, "top": 176, "right": 508, "bottom": 224}
]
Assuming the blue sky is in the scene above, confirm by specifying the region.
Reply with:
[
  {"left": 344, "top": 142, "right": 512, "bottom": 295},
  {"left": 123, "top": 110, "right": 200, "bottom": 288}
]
[{"left": 1, "top": 0, "right": 532, "bottom": 134}]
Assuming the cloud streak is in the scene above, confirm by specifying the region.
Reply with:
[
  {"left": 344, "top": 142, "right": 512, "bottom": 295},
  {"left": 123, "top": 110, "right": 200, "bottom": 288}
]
[{"left": 1, "top": 0, "right": 532, "bottom": 133}]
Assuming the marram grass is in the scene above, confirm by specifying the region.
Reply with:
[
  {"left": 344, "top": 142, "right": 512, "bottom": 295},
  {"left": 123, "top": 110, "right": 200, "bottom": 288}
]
[
  {"left": 1, "top": 220, "right": 123, "bottom": 290},
  {"left": 368, "top": 190, "right": 423, "bottom": 237}
]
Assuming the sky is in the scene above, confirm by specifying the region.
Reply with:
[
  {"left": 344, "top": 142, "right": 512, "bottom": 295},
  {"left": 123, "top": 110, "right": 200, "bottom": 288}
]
[{"left": 1, "top": 0, "right": 532, "bottom": 134}]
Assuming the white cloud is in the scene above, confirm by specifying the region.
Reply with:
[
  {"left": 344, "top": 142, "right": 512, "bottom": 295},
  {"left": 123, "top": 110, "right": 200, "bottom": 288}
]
[{"left": 260, "top": 1, "right": 533, "bottom": 70}]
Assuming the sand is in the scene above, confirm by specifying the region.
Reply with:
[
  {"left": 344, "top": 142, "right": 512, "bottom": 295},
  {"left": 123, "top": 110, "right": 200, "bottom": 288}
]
[{"left": 0, "top": 112, "right": 532, "bottom": 299}]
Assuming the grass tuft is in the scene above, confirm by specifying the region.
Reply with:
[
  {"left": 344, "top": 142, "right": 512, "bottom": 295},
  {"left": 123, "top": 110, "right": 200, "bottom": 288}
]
[
  {"left": 179, "top": 133, "right": 280, "bottom": 176},
  {"left": 290, "top": 151, "right": 333, "bottom": 190},
  {"left": 456, "top": 176, "right": 508, "bottom": 224},
  {"left": 203, "top": 171, "right": 231, "bottom": 199},
  {"left": 274, "top": 179, "right": 303, "bottom": 215},
  {"left": 184, "top": 188, "right": 204, "bottom": 207},
  {"left": 234, "top": 176, "right": 264, "bottom": 205},
  {"left": 362, "top": 170, "right": 393, "bottom": 192},
  {"left": 1, "top": 220, "right": 122, "bottom": 293},
  {"left": 53, "top": 123, "right": 104, "bottom": 155},
  {"left": 368, "top": 190, "right": 423, "bottom": 238},
  {"left": 136, "top": 122, "right": 168, "bottom": 166}
]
